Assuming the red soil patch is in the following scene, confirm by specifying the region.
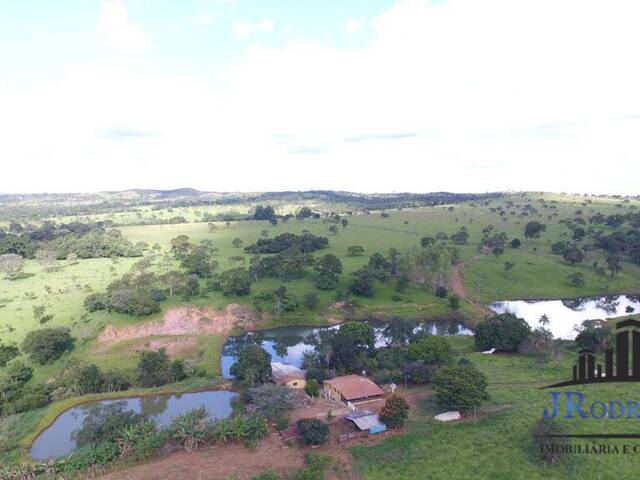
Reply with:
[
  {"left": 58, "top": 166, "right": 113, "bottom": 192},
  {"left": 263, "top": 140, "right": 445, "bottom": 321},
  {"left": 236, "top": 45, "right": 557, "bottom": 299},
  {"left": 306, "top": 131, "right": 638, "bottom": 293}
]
[
  {"left": 99, "top": 435, "right": 307, "bottom": 480},
  {"left": 98, "top": 304, "right": 257, "bottom": 346}
]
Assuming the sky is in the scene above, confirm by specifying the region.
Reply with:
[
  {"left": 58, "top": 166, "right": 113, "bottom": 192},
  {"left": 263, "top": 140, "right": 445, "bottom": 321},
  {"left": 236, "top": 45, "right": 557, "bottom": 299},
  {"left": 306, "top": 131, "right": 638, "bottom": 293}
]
[{"left": 1, "top": 0, "right": 639, "bottom": 195}]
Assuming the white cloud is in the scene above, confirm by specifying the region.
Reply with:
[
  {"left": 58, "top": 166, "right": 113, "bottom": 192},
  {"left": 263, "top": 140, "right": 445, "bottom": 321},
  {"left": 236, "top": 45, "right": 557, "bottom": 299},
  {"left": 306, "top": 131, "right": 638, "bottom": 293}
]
[
  {"left": 199, "top": 15, "right": 213, "bottom": 25},
  {"left": 97, "top": 0, "right": 152, "bottom": 52},
  {"left": 2, "top": 0, "right": 640, "bottom": 194},
  {"left": 345, "top": 19, "right": 362, "bottom": 33},
  {"left": 232, "top": 19, "right": 273, "bottom": 38}
]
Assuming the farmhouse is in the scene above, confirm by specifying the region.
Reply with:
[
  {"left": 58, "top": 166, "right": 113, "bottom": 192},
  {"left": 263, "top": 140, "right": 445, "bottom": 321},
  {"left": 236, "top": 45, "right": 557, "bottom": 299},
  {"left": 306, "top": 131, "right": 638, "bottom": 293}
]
[
  {"left": 271, "top": 362, "right": 306, "bottom": 389},
  {"left": 324, "top": 374, "right": 384, "bottom": 403}
]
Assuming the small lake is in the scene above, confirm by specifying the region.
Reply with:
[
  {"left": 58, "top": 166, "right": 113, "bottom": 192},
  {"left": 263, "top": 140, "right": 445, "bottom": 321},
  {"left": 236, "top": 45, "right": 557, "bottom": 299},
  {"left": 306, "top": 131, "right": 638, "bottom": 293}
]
[
  {"left": 30, "top": 390, "right": 238, "bottom": 460},
  {"left": 221, "top": 320, "right": 472, "bottom": 377},
  {"left": 489, "top": 295, "right": 640, "bottom": 340}
]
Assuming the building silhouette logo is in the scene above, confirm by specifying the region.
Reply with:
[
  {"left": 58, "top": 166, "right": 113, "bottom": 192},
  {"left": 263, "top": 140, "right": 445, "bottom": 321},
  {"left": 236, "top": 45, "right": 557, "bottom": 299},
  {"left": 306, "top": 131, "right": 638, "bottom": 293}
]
[{"left": 543, "top": 318, "right": 640, "bottom": 389}]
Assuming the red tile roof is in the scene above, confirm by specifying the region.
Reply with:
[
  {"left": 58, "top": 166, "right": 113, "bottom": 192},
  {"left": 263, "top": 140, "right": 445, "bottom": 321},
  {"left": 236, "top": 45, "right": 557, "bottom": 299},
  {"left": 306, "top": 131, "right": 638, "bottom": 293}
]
[{"left": 324, "top": 375, "right": 384, "bottom": 401}]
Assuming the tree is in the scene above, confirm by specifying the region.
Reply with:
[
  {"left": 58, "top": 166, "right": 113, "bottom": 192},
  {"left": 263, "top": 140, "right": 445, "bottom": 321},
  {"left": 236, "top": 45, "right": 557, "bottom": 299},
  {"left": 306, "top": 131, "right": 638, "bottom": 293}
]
[
  {"left": 0, "top": 254, "right": 24, "bottom": 280},
  {"left": 379, "top": 394, "right": 409, "bottom": 429},
  {"left": 245, "top": 384, "right": 295, "bottom": 420},
  {"left": 313, "top": 254, "right": 343, "bottom": 290},
  {"left": 296, "top": 418, "right": 329, "bottom": 445},
  {"left": 606, "top": 254, "right": 622, "bottom": 276},
  {"left": 432, "top": 363, "right": 489, "bottom": 411},
  {"left": 329, "top": 321, "right": 375, "bottom": 370},
  {"left": 474, "top": 313, "right": 531, "bottom": 351},
  {"left": 68, "top": 363, "right": 104, "bottom": 396},
  {"left": 32, "top": 305, "right": 53, "bottom": 325},
  {"left": 181, "top": 246, "right": 215, "bottom": 278},
  {"left": 450, "top": 230, "right": 469, "bottom": 244},
  {"left": 303, "top": 292, "right": 319, "bottom": 309},
  {"left": 0, "top": 342, "right": 19, "bottom": 368},
  {"left": 420, "top": 236, "right": 436, "bottom": 248},
  {"left": 448, "top": 294, "right": 461, "bottom": 310},
  {"left": 510, "top": 238, "right": 521, "bottom": 249},
  {"left": 230, "top": 345, "right": 272, "bottom": 386},
  {"left": 350, "top": 269, "right": 375, "bottom": 297},
  {"left": 170, "top": 235, "right": 191, "bottom": 260},
  {"left": 218, "top": 268, "right": 252, "bottom": 296},
  {"left": 21, "top": 327, "right": 74, "bottom": 364},
  {"left": 347, "top": 245, "right": 365, "bottom": 257},
  {"left": 296, "top": 207, "right": 313, "bottom": 219},
  {"left": 305, "top": 379, "right": 320, "bottom": 397},
  {"left": 524, "top": 221, "right": 547, "bottom": 240},
  {"left": 341, "top": 219, "right": 349, "bottom": 229},
  {"left": 562, "top": 247, "right": 584, "bottom": 265},
  {"left": 254, "top": 205, "right": 276, "bottom": 221},
  {"left": 567, "top": 272, "right": 585, "bottom": 287},
  {"left": 328, "top": 225, "right": 338, "bottom": 235},
  {"left": 408, "top": 336, "right": 453, "bottom": 365},
  {"left": 35, "top": 249, "right": 58, "bottom": 271},
  {"left": 136, "top": 349, "right": 172, "bottom": 387}
]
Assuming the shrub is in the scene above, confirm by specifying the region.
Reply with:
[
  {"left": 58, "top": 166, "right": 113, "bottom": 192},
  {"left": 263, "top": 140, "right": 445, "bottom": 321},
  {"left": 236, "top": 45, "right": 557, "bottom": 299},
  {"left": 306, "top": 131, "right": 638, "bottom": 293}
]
[
  {"left": 408, "top": 336, "right": 453, "bottom": 365},
  {"left": 510, "top": 238, "right": 521, "bottom": 248},
  {"left": 0, "top": 343, "right": 19, "bottom": 368},
  {"left": 434, "top": 286, "right": 448, "bottom": 298},
  {"left": 21, "top": 327, "right": 74, "bottom": 364},
  {"left": 84, "top": 292, "right": 109, "bottom": 312},
  {"left": 168, "top": 407, "right": 209, "bottom": 452},
  {"left": 305, "top": 379, "right": 320, "bottom": 397},
  {"left": 135, "top": 349, "right": 171, "bottom": 387},
  {"left": 245, "top": 384, "right": 295, "bottom": 421},
  {"left": 58, "top": 441, "right": 120, "bottom": 474},
  {"left": 531, "top": 417, "right": 565, "bottom": 465},
  {"left": 379, "top": 394, "right": 409, "bottom": 429},
  {"left": 296, "top": 418, "right": 329, "bottom": 445},
  {"left": 252, "top": 472, "right": 280, "bottom": 480},
  {"left": 297, "top": 452, "right": 332, "bottom": 480},
  {"left": 448, "top": 294, "right": 461, "bottom": 310},
  {"left": 304, "top": 292, "right": 320, "bottom": 309},
  {"left": 474, "top": 313, "right": 531, "bottom": 351},
  {"left": 432, "top": 363, "right": 489, "bottom": 411},
  {"left": 347, "top": 245, "right": 365, "bottom": 257}
]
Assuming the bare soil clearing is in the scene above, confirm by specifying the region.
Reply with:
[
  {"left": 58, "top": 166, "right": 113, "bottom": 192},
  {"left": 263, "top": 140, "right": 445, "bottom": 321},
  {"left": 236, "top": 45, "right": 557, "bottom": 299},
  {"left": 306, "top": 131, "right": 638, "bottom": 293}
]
[{"left": 98, "top": 304, "right": 257, "bottom": 346}]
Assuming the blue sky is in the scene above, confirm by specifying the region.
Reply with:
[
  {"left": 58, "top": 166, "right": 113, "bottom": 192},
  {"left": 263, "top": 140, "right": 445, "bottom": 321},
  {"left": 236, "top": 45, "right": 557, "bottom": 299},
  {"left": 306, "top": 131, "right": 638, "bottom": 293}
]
[{"left": 1, "top": 0, "right": 639, "bottom": 194}]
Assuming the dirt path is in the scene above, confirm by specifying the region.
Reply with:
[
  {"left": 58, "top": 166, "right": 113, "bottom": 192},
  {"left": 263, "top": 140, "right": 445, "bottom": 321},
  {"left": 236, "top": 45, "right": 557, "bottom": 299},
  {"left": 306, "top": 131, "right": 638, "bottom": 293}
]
[
  {"left": 99, "top": 435, "right": 307, "bottom": 480},
  {"left": 449, "top": 257, "right": 493, "bottom": 317}
]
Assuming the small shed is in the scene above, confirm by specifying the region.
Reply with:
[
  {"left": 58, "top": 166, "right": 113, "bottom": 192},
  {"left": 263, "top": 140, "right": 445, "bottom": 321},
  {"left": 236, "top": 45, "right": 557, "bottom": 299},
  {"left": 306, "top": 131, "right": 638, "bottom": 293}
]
[
  {"left": 346, "top": 410, "right": 387, "bottom": 433},
  {"left": 271, "top": 362, "right": 306, "bottom": 389},
  {"left": 324, "top": 374, "right": 384, "bottom": 403}
]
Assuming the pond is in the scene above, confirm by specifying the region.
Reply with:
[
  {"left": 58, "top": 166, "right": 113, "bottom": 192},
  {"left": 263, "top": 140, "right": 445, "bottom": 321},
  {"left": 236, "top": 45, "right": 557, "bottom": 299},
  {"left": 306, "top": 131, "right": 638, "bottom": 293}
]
[
  {"left": 489, "top": 294, "right": 640, "bottom": 340},
  {"left": 221, "top": 320, "right": 472, "bottom": 377},
  {"left": 29, "top": 390, "right": 238, "bottom": 460}
]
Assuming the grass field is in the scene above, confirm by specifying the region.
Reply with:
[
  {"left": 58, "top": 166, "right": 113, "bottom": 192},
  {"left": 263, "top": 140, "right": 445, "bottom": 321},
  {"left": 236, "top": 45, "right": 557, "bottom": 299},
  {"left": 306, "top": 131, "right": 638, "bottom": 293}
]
[
  {"left": 2, "top": 191, "right": 640, "bottom": 469},
  {"left": 352, "top": 336, "right": 640, "bottom": 480}
]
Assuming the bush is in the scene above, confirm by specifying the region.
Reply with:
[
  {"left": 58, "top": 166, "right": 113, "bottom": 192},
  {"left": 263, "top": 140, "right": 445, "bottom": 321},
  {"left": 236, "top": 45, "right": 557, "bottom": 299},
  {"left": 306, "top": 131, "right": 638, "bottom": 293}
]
[
  {"left": 252, "top": 472, "right": 280, "bottom": 480},
  {"left": 297, "top": 452, "right": 332, "bottom": 480},
  {"left": 305, "top": 378, "right": 320, "bottom": 397},
  {"left": 168, "top": 407, "right": 209, "bottom": 452},
  {"left": 432, "top": 363, "right": 489, "bottom": 411},
  {"left": 474, "top": 313, "right": 531, "bottom": 351},
  {"left": 296, "top": 418, "right": 329, "bottom": 445},
  {"left": 218, "top": 268, "right": 252, "bottom": 296},
  {"left": 245, "top": 384, "right": 294, "bottom": 421},
  {"left": 58, "top": 441, "right": 120, "bottom": 474},
  {"left": 21, "top": 327, "right": 74, "bottom": 364},
  {"left": 304, "top": 292, "right": 320, "bottom": 309},
  {"left": 84, "top": 292, "right": 109, "bottom": 312},
  {"left": 0, "top": 343, "right": 19, "bottom": 368},
  {"left": 434, "top": 286, "right": 448, "bottom": 298},
  {"left": 379, "top": 394, "right": 409, "bottom": 429},
  {"left": 531, "top": 417, "right": 565, "bottom": 465},
  {"left": 347, "top": 245, "right": 365, "bottom": 257},
  {"left": 408, "top": 336, "right": 453, "bottom": 365},
  {"left": 448, "top": 294, "right": 461, "bottom": 310},
  {"left": 135, "top": 349, "right": 172, "bottom": 388}
]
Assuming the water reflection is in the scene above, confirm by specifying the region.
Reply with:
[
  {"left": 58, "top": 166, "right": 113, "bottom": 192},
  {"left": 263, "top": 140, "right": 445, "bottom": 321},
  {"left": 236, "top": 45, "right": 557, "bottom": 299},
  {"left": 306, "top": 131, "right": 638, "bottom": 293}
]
[
  {"left": 489, "top": 295, "right": 640, "bottom": 340},
  {"left": 30, "top": 390, "right": 238, "bottom": 460},
  {"left": 221, "top": 320, "right": 472, "bottom": 377}
]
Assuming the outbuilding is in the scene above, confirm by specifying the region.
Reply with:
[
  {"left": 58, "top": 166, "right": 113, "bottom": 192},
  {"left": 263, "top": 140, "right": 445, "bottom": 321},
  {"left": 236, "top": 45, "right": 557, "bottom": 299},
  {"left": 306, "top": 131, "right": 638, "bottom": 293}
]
[
  {"left": 323, "top": 374, "right": 384, "bottom": 403},
  {"left": 271, "top": 362, "right": 306, "bottom": 389}
]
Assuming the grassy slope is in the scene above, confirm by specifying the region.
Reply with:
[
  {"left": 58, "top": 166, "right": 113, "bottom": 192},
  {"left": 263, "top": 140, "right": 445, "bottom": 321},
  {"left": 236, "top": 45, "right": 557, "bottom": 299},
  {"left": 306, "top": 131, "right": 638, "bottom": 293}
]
[
  {"left": 352, "top": 336, "right": 640, "bottom": 480},
  {"left": 2, "top": 192, "right": 640, "bottom": 466}
]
